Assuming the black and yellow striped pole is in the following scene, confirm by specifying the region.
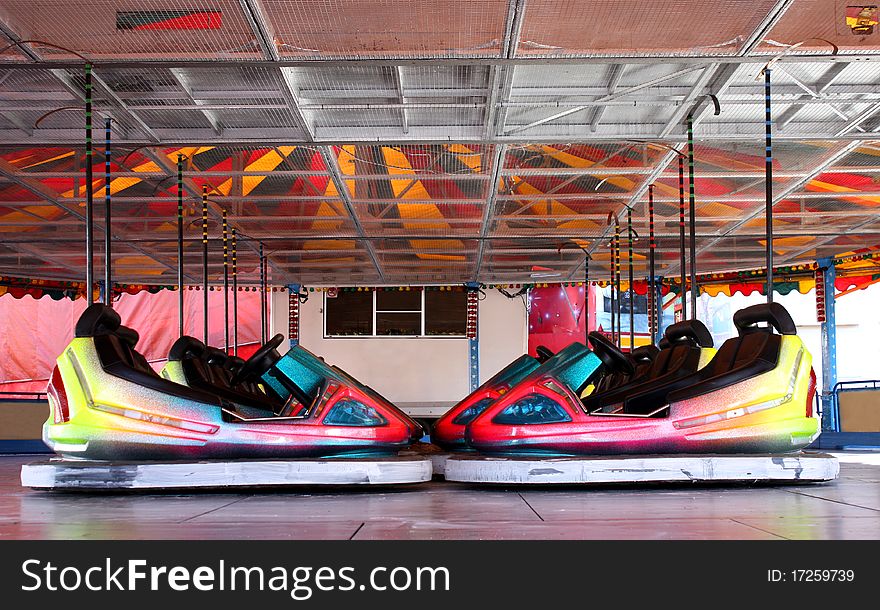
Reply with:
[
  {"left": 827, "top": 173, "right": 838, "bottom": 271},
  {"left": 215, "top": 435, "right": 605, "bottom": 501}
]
[
  {"left": 176, "top": 154, "right": 184, "bottom": 336},
  {"left": 648, "top": 184, "right": 657, "bottom": 344},
  {"left": 202, "top": 185, "right": 209, "bottom": 344},
  {"left": 687, "top": 115, "right": 698, "bottom": 320},
  {"left": 84, "top": 63, "right": 94, "bottom": 304},
  {"left": 222, "top": 209, "right": 229, "bottom": 353},
  {"left": 627, "top": 206, "right": 634, "bottom": 350},
  {"left": 583, "top": 254, "right": 590, "bottom": 338},
  {"left": 678, "top": 155, "right": 687, "bottom": 318},
  {"left": 764, "top": 68, "right": 775, "bottom": 304},
  {"left": 616, "top": 217, "right": 623, "bottom": 348},
  {"left": 232, "top": 228, "right": 238, "bottom": 356},
  {"left": 259, "top": 242, "right": 267, "bottom": 344},
  {"left": 607, "top": 213, "right": 616, "bottom": 344},
  {"left": 103, "top": 117, "right": 112, "bottom": 306}
]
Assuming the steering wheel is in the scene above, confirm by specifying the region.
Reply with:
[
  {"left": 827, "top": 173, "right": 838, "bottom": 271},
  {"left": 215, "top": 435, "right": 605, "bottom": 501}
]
[
  {"left": 230, "top": 333, "right": 285, "bottom": 385},
  {"left": 588, "top": 332, "right": 634, "bottom": 375},
  {"left": 535, "top": 346, "right": 554, "bottom": 363}
]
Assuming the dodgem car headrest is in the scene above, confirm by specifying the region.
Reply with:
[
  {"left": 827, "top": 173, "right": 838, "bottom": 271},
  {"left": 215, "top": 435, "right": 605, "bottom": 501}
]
[
  {"left": 226, "top": 356, "right": 246, "bottom": 373},
  {"left": 75, "top": 304, "right": 122, "bottom": 338},
  {"left": 630, "top": 344, "right": 660, "bottom": 362},
  {"left": 168, "top": 336, "right": 208, "bottom": 362},
  {"left": 664, "top": 319, "right": 714, "bottom": 348},
  {"left": 205, "top": 347, "right": 229, "bottom": 366},
  {"left": 115, "top": 326, "right": 140, "bottom": 348},
  {"left": 734, "top": 302, "right": 797, "bottom": 336}
]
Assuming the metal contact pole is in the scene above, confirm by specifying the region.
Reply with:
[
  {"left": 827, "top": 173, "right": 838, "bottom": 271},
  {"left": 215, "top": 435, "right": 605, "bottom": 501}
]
[
  {"left": 202, "top": 185, "right": 209, "bottom": 344},
  {"left": 263, "top": 256, "right": 269, "bottom": 341},
  {"left": 584, "top": 255, "right": 590, "bottom": 340},
  {"left": 678, "top": 155, "right": 687, "bottom": 318},
  {"left": 84, "top": 63, "right": 94, "bottom": 304},
  {"left": 627, "top": 206, "right": 634, "bottom": 350},
  {"left": 260, "top": 242, "right": 267, "bottom": 344},
  {"left": 608, "top": 216, "right": 616, "bottom": 344},
  {"left": 614, "top": 216, "right": 621, "bottom": 348},
  {"left": 687, "top": 115, "right": 698, "bottom": 320},
  {"left": 765, "top": 68, "right": 775, "bottom": 304},
  {"left": 176, "top": 155, "right": 184, "bottom": 336},
  {"left": 103, "top": 117, "right": 112, "bottom": 306},
  {"left": 232, "top": 228, "right": 238, "bottom": 356},
  {"left": 648, "top": 185, "right": 657, "bottom": 344},
  {"left": 222, "top": 210, "right": 229, "bottom": 352}
]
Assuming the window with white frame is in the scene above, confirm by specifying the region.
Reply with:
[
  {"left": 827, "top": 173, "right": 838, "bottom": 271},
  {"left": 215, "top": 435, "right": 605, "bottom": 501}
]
[{"left": 324, "top": 290, "right": 467, "bottom": 337}]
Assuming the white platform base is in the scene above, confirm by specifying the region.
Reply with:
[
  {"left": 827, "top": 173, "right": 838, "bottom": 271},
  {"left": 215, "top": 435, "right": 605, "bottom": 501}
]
[
  {"left": 21, "top": 456, "right": 433, "bottom": 490},
  {"left": 444, "top": 453, "right": 839, "bottom": 485},
  {"left": 430, "top": 453, "right": 450, "bottom": 477},
  {"left": 398, "top": 443, "right": 450, "bottom": 477}
]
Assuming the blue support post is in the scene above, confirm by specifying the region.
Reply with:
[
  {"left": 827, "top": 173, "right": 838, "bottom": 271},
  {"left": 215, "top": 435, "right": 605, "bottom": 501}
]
[
  {"left": 287, "top": 283, "right": 301, "bottom": 349},
  {"left": 469, "top": 336, "right": 479, "bottom": 392},
  {"left": 465, "top": 282, "right": 480, "bottom": 392},
  {"left": 818, "top": 258, "right": 838, "bottom": 432}
]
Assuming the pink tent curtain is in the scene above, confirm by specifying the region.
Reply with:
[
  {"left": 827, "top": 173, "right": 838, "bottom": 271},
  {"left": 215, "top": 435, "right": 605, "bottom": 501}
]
[{"left": 0, "top": 289, "right": 265, "bottom": 393}]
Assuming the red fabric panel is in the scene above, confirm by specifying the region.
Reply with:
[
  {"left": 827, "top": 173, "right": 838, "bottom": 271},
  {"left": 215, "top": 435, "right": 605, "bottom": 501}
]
[
  {"left": 527, "top": 285, "right": 587, "bottom": 356},
  {"left": 0, "top": 289, "right": 265, "bottom": 393},
  {"left": 835, "top": 274, "right": 876, "bottom": 291}
]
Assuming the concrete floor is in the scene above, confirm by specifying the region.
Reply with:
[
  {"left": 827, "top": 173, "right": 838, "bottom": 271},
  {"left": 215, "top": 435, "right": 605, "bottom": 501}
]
[{"left": 1, "top": 452, "right": 879, "bottom": 540}]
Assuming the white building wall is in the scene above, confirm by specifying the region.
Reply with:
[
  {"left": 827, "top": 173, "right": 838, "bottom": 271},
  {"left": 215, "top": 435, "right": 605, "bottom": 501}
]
[
  {"left": 270, "top": 289, "right": 528, "bottom": 404},
  {"left": 267, "top": 281, "right": 879, "bottom": 402},
  {"left": 695, "top": 283, "right": 880, "bottom": 388}
]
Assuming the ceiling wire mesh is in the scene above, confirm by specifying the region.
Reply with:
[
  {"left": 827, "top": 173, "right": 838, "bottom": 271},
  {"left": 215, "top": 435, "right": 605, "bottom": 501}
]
[
  {"left": 757, "top": 0, "right": 880, "bottom": 54},
  {"left": 516, "top": 0, "right": 784, "bottom": 57},
  {"left": 263, "top": 0, "right": 509, "bottom": 59},
  {"left": 0, "top": 2, "right": 879, "bottom": 285},
  {"left": 0, "top": 0, "right": 263, "bottom": 60}
]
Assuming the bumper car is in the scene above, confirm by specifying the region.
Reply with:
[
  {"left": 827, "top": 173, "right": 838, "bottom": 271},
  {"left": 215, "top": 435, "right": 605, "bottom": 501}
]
[
  {"left": 43, "top": 304, "right": 418, "bottom": 460},
  {"left": 431, "top": 346, "right": 555, "bottom": 450},
  {"left": 465, "top": 303, "right": 819, "bottom": 456}
]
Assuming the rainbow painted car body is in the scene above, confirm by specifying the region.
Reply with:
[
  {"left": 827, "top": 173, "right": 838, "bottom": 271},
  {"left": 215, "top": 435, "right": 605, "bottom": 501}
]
[
  {"left": 464, "top": 304, "right": 820, "bottom": 456},
  {"left": 433, "top": 342, "right": 607, "bottom": 450},
  {"left": 432, "top": 353, "right": 546, "bottom": 450},
  {"left": 44, "top": 305, "right": 418, "bottom": 460}
]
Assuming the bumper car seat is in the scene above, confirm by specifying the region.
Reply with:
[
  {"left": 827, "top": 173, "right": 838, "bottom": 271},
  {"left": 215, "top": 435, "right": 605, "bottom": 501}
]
[
  {"left": 166, "top": 336, "right": 286, "bottom": 414},
  {"left": 583, "top": 319, "right": 715, "bottom": 414},
  {"left": 665, "top": 303, "right": 797, "bottom": 404},
  {"left": 77, "top": 306, "right": 221, "bottom": 407}
]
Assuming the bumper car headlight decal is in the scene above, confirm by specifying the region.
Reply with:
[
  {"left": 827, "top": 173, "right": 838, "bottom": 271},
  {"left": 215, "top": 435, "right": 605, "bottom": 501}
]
[
  {"left": 452, "top": 397, "right": 495, "bottom": 425},
  {"left": 323, "top": 399, "right": 388, "bottom": 427},
  {"left": 492, "top": 393, "right": 572, "bottom": 425}
]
